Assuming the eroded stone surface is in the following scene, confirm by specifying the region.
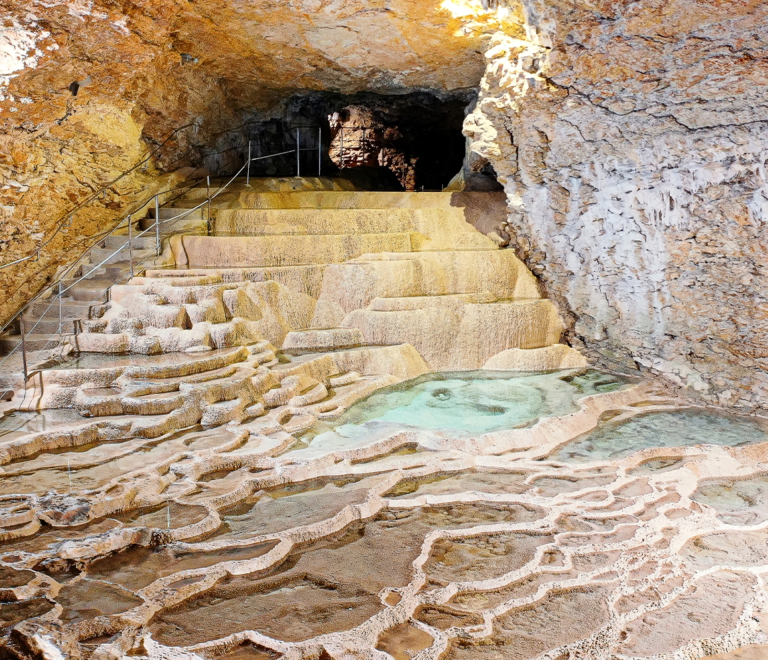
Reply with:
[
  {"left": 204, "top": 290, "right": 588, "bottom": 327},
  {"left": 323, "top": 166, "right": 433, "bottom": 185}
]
[
  {"left": 1, "top": 371, "right": 768, "bottom": 659},
  {"left": 458, "top": 0, "right": 768, "bottom": 409}
]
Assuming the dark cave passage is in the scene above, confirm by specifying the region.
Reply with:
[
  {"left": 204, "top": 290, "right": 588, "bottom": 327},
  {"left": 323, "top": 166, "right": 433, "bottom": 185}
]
[{"left": 239, "top": 91, "right": 477, "bottom": 191}]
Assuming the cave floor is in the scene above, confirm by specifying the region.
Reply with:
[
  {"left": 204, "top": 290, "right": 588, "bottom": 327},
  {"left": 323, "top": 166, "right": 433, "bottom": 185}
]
[{"left": 1, "top": 368, "right": 768, "bottom": 659}]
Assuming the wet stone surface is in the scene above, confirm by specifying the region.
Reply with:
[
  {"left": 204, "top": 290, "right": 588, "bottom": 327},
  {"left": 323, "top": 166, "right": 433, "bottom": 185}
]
[
  {"left": 552, "top": 409, "right": 768, "bottom": 463},
  {"left": 1, "top": 370, "right": 768, "bottom": 659}
]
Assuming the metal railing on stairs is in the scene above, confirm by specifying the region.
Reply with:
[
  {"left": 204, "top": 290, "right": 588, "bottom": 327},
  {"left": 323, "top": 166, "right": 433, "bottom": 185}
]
[
  {"left": 3, "top": 178, "right": 203, "bottom": 380},
  {"left": 245, "top": 126, "right": 324, "bottom": 183},
  {"left": 0, "top": 123, "right": 198, "bottom": 273},
  {"left": 1, "top": 131, "right": 329, "bottom": 382}
]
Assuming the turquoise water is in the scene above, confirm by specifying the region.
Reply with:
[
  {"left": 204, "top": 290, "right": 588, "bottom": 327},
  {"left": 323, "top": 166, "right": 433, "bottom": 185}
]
[
  {"left": 552, "top": 409, "right": 768, "bottom": 463},
  {"left": 302, "top": 370, "right": 628, "bottom": 443}
]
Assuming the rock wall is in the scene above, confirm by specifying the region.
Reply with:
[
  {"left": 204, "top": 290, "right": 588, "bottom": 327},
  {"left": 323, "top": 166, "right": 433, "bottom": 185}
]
[
  {"left": 0, "top": 0, "right": 489, "bottom": 326},
  {"left": 463, "top": 0, "right": 768, "bottom": 409},
  {"left": 329, "top": 106, "right": 419, "bottom": 190}
]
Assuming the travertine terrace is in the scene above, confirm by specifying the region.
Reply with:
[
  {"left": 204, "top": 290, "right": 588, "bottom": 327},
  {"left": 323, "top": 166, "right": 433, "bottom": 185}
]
[
  {"left": 0, "top": 181, "right": 767, "bottom": 659},
  {"left": 2, "top": 0, "right": 768, "bottom": 658}
]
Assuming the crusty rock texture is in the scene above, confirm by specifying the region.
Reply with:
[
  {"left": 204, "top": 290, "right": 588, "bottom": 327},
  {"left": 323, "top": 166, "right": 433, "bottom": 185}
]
[
  {"left": 0, "top": 0, "right": 490, "bottom": 323},
  {"left": 461, "top": 0, "right": 768, "bottom": 408},
  {"left": 329, "top": 106, "right": 420, "bottom": 191}
]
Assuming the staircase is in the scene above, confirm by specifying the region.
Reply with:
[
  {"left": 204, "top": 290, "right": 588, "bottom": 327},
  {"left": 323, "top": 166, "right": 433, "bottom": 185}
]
[
  {"left": 0, "top": 209, "right": 205, "bottom": 359},
  {"left": 0, "top": 179, "right": 358, "bottom": 360}
]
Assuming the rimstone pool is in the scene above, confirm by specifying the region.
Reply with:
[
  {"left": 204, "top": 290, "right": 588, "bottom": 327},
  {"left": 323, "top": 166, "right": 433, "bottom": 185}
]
[
  {"left": 1, "top": 367, "right": 768, "bottom": 660},
  {"left": 300, "top": 369, "right": 628, "bottom": 443},
  {"left": 552, "top": 407, "right": 768, "bottom": 463}
]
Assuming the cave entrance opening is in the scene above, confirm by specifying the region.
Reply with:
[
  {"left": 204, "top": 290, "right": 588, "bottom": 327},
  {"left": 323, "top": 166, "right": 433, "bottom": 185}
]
[{"left": 241, "top": 91, "right": 476, "bottom": 191}]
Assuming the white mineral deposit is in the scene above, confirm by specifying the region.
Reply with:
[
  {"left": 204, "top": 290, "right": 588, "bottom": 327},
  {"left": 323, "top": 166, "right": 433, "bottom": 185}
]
[{"left": 0, "top": 2, "right": 766, "bottom": 659}]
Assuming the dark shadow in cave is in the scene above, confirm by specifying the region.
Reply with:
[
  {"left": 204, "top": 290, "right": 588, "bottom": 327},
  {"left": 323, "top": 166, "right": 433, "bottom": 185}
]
[{"left": 243, "top": 90, "right": 476, "bottom": 191}]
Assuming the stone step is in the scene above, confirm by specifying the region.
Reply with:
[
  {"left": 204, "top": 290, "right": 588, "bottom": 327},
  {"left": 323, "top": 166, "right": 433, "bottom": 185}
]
[
  {"left": 141, "top": 207, "right": 206, "bottom": 231},
  {"left": 310, "top": 250, "right": 542, "bottom": 328},
  {"left": 234, "top": 190, "right": 504, "bottom": 210},
  {"left": 22, "top": 291, "right": 106, "bottom": 333},
  {"left": 73, "top": 261, "right": 125, "bottom": 281},
  {"left": 150, "top": 207, "right": 206, "bottom": 220},
  {"left": 212, "top": 207, "right": 475, "bottom": 236},
  {"left": 172, "top": 233, "right": 416, "bottom": 269},
  {"left": 213, "top": 208, "right": 417, "bottom": 236},
  {"left": 341, "top": 298, "right": 564, "bottom": 371},
  {"left": 211, "top": 207, "right": 497, "bottom": 251},
  {"left": 25, "top": 299, "right": 102, "bottom": 319},
  {"left": 86, "top": 247, "right": 154, "bottom": 267},
  {"left": 0, "top": 333, "right": 64, "bottom": 353},
  {"left": 104, "top": 234, "right": 158, "bottom": 251},
  {"left": 282, "top": 328, "right": 365, "bottom": 354},
  {"left": 368, "top": 293, "right": 498, "bottom": 311},
  {"left": 142, "top": 264, "right": 328, "bottom": 299},
  {"left": 61, "top": 278, "right": 116, "bottom": 303},
  {"left": 178, "top": 178, "right": 356, "bottom": 202},
  {"left": 19, "top": 318, "right": 77, "bottom": 334}
]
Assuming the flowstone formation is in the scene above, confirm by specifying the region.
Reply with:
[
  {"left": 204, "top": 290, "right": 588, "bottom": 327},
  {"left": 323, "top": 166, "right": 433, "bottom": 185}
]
[
  {"left": 1, "top": 182, "right": 768, "bottom": 660},
  {"left": 38, "top": 185, "right": 570, "bottom": 370},
  {"left": 3, "top": 365, "right": 768, "bottom": 660}
]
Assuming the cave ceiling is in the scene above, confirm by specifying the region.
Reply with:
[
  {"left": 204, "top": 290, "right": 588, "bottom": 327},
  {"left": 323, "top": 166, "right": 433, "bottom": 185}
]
[{"left": 1, "top": 0, "right": 508, "bottom": 136}]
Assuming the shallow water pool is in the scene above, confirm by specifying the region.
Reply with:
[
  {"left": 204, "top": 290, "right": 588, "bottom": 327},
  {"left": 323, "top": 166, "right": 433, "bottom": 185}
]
[
  {"left": 302, "top": 369, "right": 629, "bottom": 445},
  {"left": 693, "top": 474, "right": 768, "bottom": 526},
  {"left": 551, "top": 409, "right": 768, "bottom": 463}
]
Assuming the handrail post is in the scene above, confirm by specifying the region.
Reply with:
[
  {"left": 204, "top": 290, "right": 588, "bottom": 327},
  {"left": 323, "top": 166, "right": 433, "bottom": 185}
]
[
  {"left": 318, "top": 127, "right": 322, "bottom": 177},
  {"left": 58, "top": 281, "right": 63, "bottom": 335},
  {"left": 296, "top": 128, "right": 300, "bottom": 178},
  {"left": 246, "top": 141, "right": 252, "bottom": 187},
  {"left": 340, "top": 127, "right": 344, "bottom": 167},
  {"left": 206, "top": 175, "right": 212, "bottom": 232},
  {"left": 155, "top": 196, "right": 161, "bottom": 256},
  {"left": 20, "top": 317, "right": 27, "bottom": 383},
  {"left": 128, "top": 215, "right": 134, "bottom": 278}
]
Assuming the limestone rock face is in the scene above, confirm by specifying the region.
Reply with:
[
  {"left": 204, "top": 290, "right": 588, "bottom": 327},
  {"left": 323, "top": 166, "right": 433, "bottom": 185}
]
[
  {"left": 462, "top": 0, "right": 768, "bottom": 409},
  {"left": 329, "top": 106, "right": 419, "bottom": 190},
  {"left": 0, "top": 0, "right": 491, "bottom": 323}
]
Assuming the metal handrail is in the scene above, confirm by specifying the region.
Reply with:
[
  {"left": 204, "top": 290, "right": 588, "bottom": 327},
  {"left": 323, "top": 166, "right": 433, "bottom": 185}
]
[
  {"left": 0, "top": 123, "right": 264, "bottom": 347},
  {"left": 0, "top": 182, "right": 201, "bottom": 373},
  {"left": 0, "top": 180, "right": 201, "bottom": 330},
  {"left": 0, "top": 136, "right": 315, "bottom": 380},
  {"left": 0, "top": 116, "right": 317, "bottom": 272}
]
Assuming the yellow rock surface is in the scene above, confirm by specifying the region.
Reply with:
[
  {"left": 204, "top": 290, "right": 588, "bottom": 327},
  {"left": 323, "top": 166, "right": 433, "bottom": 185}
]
[
  {"left": 73, "top": 187, "right": 578, "bottom": 376},
  {"left": 483, "top": 344, "right": 588, "bottom": 371}
]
